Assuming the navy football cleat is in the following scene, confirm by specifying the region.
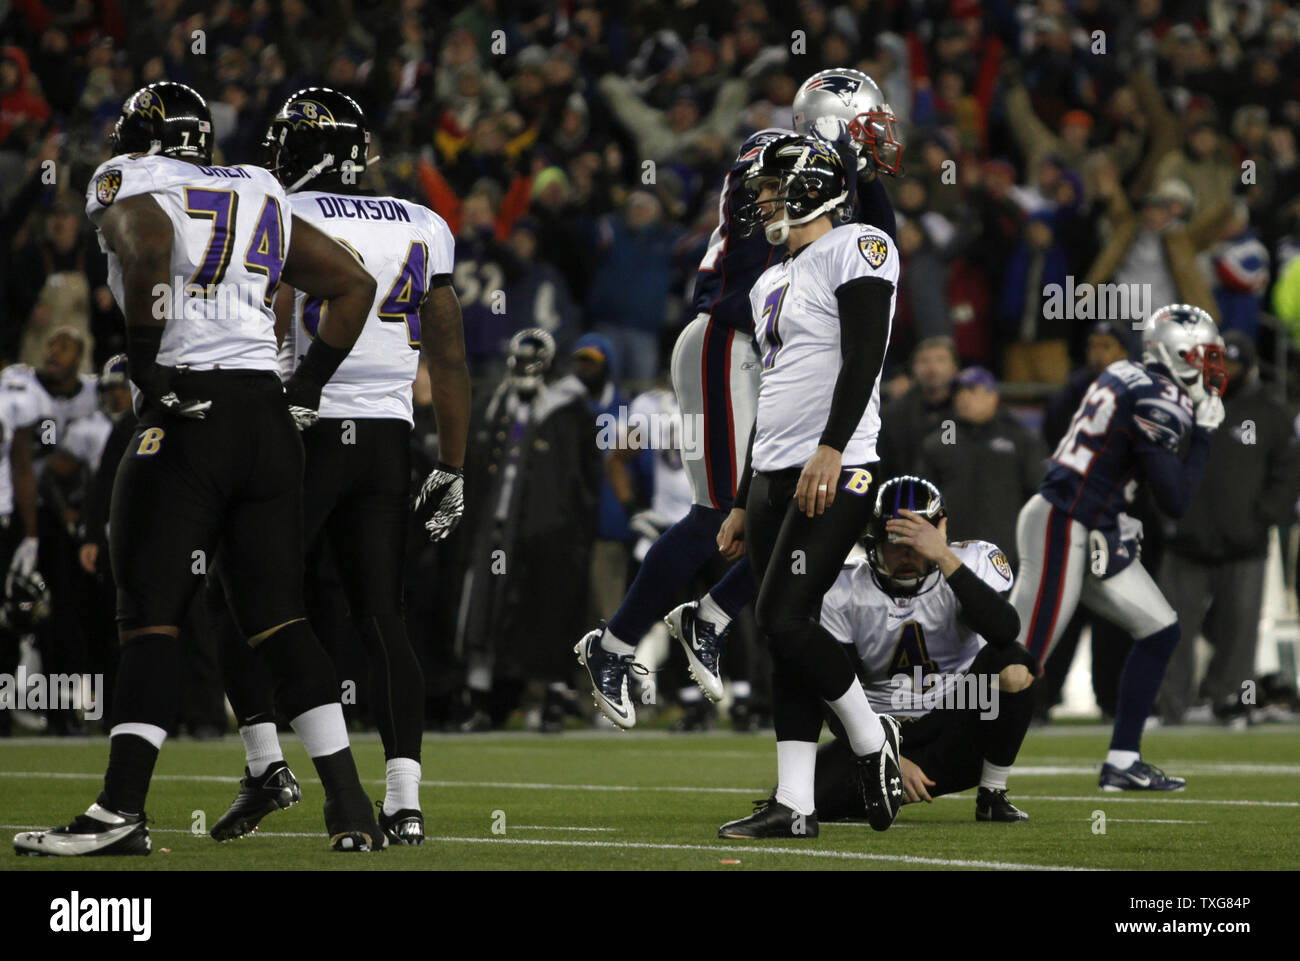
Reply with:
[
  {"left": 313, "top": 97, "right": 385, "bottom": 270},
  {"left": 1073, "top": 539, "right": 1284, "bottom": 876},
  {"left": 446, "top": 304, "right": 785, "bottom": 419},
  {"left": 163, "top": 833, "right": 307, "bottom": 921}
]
[
  {"left": 975, "top": 787, "right": 1030, "bottom": 822},
  {"left": 1099, "top": 759, "right": 1186, "bottom": 792},
  {"left": 857, "top": 714, "right": 904, "bottom": 831},
  {"left": 14, "top": 801, "right": 151, "bottom": 857},
  {"left": 664, "top": 602, "right": 726, "bottom": 702},
  {"left": 718, "top": 798, "right": 818, "bottom": 839},
  {"left": 574, "top": 628, "right": 647, "bottom": 729},
  {"left": 211, "top": 761, "right": 302, "bottom": 841}
]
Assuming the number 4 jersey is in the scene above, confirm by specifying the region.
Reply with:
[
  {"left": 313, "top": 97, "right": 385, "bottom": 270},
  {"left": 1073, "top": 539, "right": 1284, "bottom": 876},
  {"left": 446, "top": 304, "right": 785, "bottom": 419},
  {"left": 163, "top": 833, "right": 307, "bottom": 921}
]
[
  {"left": 280, "top": 190, "right": 454, "bottom": 424},
  {"left": 1039, "top": 359, "right": 1195, "bottom": 530},
  {"left": 820, "top": 540, "right": 1015, "bottom": 716},
  {"left": 86, "top": 153, "right": 291, "bottom": 372}
]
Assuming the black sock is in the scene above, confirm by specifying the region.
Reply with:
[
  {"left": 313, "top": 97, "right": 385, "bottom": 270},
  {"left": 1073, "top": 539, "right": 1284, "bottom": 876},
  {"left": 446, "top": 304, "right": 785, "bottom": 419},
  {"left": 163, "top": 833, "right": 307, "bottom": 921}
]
[
  {"left": 978, "top": 684, "right": 1036, "bottom": 767},
  {"left": 102, "top": 735, "right": 160, "bottom": 815},
  {"left": 102, "top": 632, "right": 182, "bottom": 813},
  {"left": 312, "top": 747, "right": 367, "bottom": 804}
]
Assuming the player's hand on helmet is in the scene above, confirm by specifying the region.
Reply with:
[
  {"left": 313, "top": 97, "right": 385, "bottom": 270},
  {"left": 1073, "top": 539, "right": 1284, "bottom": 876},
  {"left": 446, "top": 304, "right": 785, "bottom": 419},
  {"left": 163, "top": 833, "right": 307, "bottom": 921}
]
[
  {"left": 811, "top": 116, "right": 869, "bottom": 174},
  {"left": 797, "top": 445, "right": 842, "bottom": 517},
  {"left": 887, "top": 511, "right": 951, "bottom": 563},
  {"left": 415, "top": 461, "right": 465, "bottom": 542},
  {"left": 282, "top": 374, "right": 321, "bottom": 430},
  {"left": 899, "top": 756, "right": 935, "bottom": 804},
  {"left": 1194, "top": 394, "right": 1225, "bottom": 431},
  {"left": 717, "top": 508, "right": 746, "bottom": 560}
]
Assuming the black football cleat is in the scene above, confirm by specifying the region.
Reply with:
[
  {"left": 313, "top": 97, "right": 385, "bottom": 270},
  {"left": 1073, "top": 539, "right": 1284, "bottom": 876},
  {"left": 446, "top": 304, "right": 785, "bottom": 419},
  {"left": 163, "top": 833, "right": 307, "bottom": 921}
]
[
  {"left": 210, "top": 761, "right": 302, "bottom": 841},
  {"left": 325, "top": 791, "right": 386, "bottom": 852},
  {"left": 857, "top": 714, "right": 904, "bottom": 831},
  {"left": 14, "top": 800, "right": 151, "bottom": 857},
  {"left": 718, "top": 798, "right": 818, "bottom": 839},
  {"left": 1099, "top": 758, "right": 1186, "bottom": 792},
  {"left": 975, "top": 787, "right": 1030, "bottom": 822},
  {"left": 377, "top": 803, "right": 424, "bottom": 846}
]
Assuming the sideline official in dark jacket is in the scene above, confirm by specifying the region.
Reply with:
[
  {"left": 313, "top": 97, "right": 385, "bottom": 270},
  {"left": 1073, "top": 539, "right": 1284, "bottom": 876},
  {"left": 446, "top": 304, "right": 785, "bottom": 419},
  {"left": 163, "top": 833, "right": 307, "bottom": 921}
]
[
  {"left": 1158, "top": 332, "right": 1300, "bottom": 723},
  {"left": 918, "top": 366, "right": 1048, "bottom": 570}
]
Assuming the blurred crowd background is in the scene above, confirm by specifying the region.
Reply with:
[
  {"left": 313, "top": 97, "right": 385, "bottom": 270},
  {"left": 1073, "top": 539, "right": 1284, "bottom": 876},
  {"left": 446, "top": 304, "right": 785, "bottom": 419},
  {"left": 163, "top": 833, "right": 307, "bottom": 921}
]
[{"left": 2, "top": 0, "right": 1299, "bottom": 736}]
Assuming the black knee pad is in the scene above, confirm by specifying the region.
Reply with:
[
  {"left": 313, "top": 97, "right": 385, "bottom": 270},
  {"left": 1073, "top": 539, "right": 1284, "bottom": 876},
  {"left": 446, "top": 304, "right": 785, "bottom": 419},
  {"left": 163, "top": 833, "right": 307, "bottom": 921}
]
[{"left": 257, "top": 619, "right": 339, "bottom": 720}]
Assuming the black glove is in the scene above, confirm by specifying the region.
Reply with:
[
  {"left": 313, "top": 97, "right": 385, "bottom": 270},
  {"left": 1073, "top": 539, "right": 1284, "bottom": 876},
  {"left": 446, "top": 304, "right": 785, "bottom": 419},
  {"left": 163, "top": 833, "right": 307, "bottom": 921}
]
[
  {"left": 414, "top": 461, "right": 465, "bottom": 541},
  {"left": 283, "top": 336, "right": 350, "bottom": 431},
  {"left": 127, "top": 325, "right": 211, "bottom": 419}
]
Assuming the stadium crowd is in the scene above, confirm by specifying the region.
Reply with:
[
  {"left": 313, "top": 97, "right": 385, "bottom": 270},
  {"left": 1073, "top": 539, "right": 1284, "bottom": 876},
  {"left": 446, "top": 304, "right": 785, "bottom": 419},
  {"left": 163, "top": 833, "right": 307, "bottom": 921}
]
[{"left": 2, "top": 0, "right": 1299, "bottom": 736}]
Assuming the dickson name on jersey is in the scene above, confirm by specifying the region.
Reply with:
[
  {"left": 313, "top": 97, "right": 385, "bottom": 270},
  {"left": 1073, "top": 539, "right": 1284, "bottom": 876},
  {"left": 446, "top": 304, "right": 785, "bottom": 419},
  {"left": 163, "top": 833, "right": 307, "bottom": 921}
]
[
  {"left": 821, "top": 540, "right": 1016, "bottom": 716},
  {"left": 748, "top": 223, "right": 898, "bottom": 472},
  {"left": 280, "top": 190, "right": 454, "bottom": 424}
]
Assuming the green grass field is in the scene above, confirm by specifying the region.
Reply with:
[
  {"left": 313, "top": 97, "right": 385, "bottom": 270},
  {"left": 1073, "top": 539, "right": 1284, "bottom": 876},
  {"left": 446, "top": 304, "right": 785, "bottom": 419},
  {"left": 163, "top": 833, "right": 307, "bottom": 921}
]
[{"left": 2, "top": 725, "right": 1298, "bottom": 871}]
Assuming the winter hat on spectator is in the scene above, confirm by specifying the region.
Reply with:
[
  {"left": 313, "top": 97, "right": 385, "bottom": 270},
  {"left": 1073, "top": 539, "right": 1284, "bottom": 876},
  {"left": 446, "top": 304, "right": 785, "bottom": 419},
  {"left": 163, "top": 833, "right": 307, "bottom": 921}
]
[
  {"left": 1145, "top": 178, "right": 1194, "bottom": 213},
  {"left": 955, "top": 366, "right": 997, "bottom": 392},
  {"left": 531, "top": 166, "right": 571, "bottom": 200}
]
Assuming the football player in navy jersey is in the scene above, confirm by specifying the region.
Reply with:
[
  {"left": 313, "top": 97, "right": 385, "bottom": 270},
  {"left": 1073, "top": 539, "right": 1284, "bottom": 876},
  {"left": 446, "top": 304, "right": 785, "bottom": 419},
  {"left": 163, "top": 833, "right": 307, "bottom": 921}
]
[
  {"left": 577, "top": 69, "right": 903, "bottom": 730},
  {"left": 1010, "top": 304, "right": 1227, "bottom": 791}
]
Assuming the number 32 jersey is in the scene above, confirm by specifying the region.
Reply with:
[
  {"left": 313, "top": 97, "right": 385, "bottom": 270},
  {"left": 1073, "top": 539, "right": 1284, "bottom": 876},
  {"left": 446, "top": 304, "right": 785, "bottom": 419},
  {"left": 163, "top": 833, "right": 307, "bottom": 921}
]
[
  {"left": 1039, "top": 359, "right": 1194, "bottom": 530},
  {"left": 86, "top": 154, "right": 290, "bottom": 372},
  {"left": 280, "top": 191, "right": 454, "bottom": 424},
  {"left": 748, "top": 224, "right": 898, "bottom": 472},
  {"left": 821, "top": 540, "right": 1015, "bottom": 716}
]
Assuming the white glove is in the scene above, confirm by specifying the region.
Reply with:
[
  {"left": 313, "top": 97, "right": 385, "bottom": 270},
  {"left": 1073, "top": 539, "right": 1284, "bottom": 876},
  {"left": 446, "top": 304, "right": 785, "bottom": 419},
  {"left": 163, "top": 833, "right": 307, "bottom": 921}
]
[
  {"left": 9, "top": 537, "right": 38, "bottom": 578},
  {"left": 1194, "top": 394, "right": 1225, "bottom": 431},
  {"left": 414, "top": 462, "right": 465, "bottom": 542}
]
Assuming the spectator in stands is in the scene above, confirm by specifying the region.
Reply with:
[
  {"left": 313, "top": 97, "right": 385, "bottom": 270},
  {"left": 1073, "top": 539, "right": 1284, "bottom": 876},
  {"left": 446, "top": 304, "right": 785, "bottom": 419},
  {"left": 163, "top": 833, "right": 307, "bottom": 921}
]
[
  {"left": 877, "top": 336, "right": 958, "bottom": 481},
  {"left": 999, "top": 210, "right": 1071, "bottom": 385},
  {"left": 1042, "top": 320, "right": 1131, "bottom": 450},
  {"left": 918, "top": 366, "right": 1047, "bottom": 569},
  {"left": 1157, "top": 332, "right": 1300, "bottom": 725},
  {"left": 1204, "top": 201, "right": 1271, "bottom": 341}
]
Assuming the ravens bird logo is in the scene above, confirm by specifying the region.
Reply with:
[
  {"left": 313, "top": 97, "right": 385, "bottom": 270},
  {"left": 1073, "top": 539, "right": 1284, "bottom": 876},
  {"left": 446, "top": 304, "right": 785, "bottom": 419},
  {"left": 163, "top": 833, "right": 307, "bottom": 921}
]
[
  {"left": 281, "top": 100, "right": 335, "bottom": 128},
  {"left": 95, "top": 168, "right": 122, "bottom": 206},
  {"left": 860, "top": 235, "right": 888, "bottom": 268},
  {"left": 131, "top": 89, "right": 165, "bottom": 121}
]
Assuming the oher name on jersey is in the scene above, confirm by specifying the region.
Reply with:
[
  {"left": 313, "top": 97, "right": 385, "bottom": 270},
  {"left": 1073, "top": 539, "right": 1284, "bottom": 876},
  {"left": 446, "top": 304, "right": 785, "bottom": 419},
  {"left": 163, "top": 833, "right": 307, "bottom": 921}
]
[
  {"left": 1040, "top": 359, "right": 1195, "bottom": 530},
  {"left": 749, "top": 223, "right": 898, "bottom": 472},
  {"left": 820, "top": 540, "right": 1015, "bottom": 716},
  {"left": 280, "top": 190, "right": 454, "bottom": 425},
  {"left": 86, "top": 154, "right": 291, "bottom": 373}
]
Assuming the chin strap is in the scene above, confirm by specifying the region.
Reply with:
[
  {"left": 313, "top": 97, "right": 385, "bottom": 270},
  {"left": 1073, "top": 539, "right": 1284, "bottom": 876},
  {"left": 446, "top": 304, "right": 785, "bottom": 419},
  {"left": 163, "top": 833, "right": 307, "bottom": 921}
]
[{"left": 286, "top": 152, "right": 336, "bottom": 193}]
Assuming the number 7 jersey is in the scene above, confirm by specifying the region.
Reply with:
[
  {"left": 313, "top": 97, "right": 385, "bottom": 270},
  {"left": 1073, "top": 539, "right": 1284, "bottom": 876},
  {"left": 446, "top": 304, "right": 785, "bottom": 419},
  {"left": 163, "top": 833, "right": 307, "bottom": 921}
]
[
  {"left": 280, "top": 190, "right": 454, "bottom": 424},
  {"left": 1039, "top": 359, "right": 1195, "bottom": 530},
  {"left": 85, "top": 153, "right": 291, "bottom": 372}
]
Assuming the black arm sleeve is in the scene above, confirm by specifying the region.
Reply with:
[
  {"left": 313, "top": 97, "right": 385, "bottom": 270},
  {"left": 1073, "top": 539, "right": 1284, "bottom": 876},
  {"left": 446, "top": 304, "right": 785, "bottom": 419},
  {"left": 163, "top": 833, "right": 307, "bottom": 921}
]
[
  {"left": 820, "top": 276, "right": 893, "bottom": 453},
  {"left": 1139, "top": 428, "right": 1213, "bottom": 519},
  {"left": 947, "top": 565, "right": 1020, "bottom": 647},
  {"left": 855, "top": 175, "right": 897, "bottom": 241},
  {"left": 733, "top": 421, "right": 756, "bottom": 509}
]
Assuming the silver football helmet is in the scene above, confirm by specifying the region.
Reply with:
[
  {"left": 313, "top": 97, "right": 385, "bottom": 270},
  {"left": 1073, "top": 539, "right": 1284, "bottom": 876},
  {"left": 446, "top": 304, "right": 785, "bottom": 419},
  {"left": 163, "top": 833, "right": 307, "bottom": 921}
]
[
  {"left": 793, "top": 68, "right": 902, "bottom": 175},
  {"left": 1142, "top": 304, "right": 1228, "bottom": 402}
]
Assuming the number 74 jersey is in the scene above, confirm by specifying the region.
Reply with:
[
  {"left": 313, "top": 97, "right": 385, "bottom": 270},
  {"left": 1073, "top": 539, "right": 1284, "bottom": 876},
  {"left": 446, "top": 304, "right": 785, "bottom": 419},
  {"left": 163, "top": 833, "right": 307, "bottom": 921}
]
[
  {"left": 86, "top": 153, "right": 293, "bottom": 372},
  {"left": 1039, "top": 359, "right": 1195, "bottom": 530},
  {"left": 279, "top": 190, "right": 454, "bottom": 425}
]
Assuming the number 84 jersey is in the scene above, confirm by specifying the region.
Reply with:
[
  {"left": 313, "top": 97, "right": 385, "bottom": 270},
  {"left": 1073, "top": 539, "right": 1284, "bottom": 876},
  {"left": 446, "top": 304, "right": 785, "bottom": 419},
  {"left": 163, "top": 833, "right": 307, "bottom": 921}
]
[
  {"left": 280, "top": 190, "right": 454, "bottom": 425},
  {"left": 86, "top": 153, "right": 292, "bottom": 372},
  {"left": 1039, "top": 359, "right": 1194, "bottom": 530}
]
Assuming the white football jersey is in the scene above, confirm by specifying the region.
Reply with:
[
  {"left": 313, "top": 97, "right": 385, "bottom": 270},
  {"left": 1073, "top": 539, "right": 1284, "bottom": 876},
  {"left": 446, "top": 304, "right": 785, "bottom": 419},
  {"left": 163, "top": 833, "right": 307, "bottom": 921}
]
[
  {"left": 279, "top": 191, "right": 455, "bottom": 424},
  {"left": 59, "top": 409, "right": 114, "bottom": 474},
  {"left": 628, "top": 387, "right": 693, "bottom": 525},
  {"left": 85, "top": 154, "right": 290, "bottom": 372},
  {"left": 820, "top": 540, "right": 1015, "bottom": 716},
  {"left": 0, "top": 365, "right": 100, "bottom": 511},
  {"left": 749, "top": 224, "right": 898, "bottom": 471}
]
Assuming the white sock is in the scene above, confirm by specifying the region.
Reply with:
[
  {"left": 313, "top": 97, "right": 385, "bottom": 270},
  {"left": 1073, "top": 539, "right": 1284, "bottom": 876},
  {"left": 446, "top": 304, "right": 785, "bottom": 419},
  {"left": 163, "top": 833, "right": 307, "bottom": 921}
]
[
  {"left": 600, "top": 627, "right": 636, "bottom": 657},
  {"left": 826, "top": 682, "right": 885, "bottom": 756},
  {"left": 697, "top": 594, "right": 732, "bottom": 633},
  {"left": 980, "top": 760, "right": 1011, "bottom": 791},
  {"left": 289, "top": 703, "right": 350, "bottom": 758},
  {"left": 1106, "top": 749, "right": 1140, "bottom": 770},
  {"left": 774, "top": 740, "right": 818, "bottom": 816},
  {"left": 240, "top": 722, "right": 284, "bottom": 777},
  {"left": 383, "top": 757, "right": 421, "bottom": 815}
]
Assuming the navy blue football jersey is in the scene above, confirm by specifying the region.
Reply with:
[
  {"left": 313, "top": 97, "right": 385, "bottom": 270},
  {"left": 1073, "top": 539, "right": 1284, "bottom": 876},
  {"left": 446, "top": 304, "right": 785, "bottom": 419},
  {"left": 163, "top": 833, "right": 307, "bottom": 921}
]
[
  {"left": 689, "top": 128, "right": 791, "bottom": 333},
  {"left": 1039, "top": 359, "right": 1195, "bottom": 529}
]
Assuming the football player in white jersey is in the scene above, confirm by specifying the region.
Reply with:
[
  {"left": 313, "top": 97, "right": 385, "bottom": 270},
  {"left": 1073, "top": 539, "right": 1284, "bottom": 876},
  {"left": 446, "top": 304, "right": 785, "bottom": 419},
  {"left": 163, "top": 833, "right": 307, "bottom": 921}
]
[
  {"left": 814, "top": 476, "right": 1038, "bottom": 823},
  {"left": 713, "top": 135, "right": 903, "bottom": 839},
  {"left": 209, "top": 88, "right": 468, "bottom": 847},
  {"left": 14, "top": 82, "right": 383, "bottom": 857}
]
